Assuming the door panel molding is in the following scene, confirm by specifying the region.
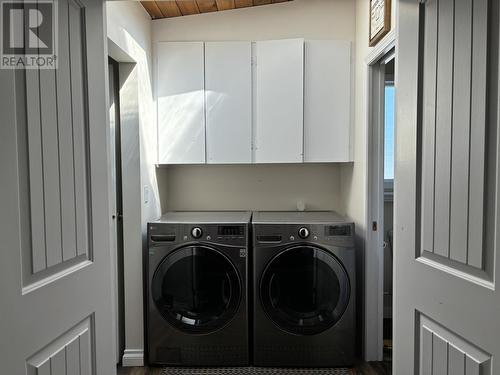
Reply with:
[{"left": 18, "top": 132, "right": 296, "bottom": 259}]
[
  {"left": 417, "top": 254, "right": 493, "bottom": 290},
  {"left": 26, "top": 316, "right": 94, "bottom": 375},
  {"left": 14, "top": 0, "right": 92, "bottom": 288},
  {"left": 417, "top": 313, "right": 491, "bottom": 375},
  {"left": 416, "top": 0, "right": 498, "bottom": 281}
]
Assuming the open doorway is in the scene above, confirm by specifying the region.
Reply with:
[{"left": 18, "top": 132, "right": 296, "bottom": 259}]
[
  {"left": 382, "top": 58, "right": 395, "bottom": 360},
  {"left": 107, "top": 40, "right": 143, "bottom": 366},
  {"left": 365, "top": 41, "right": 396, "bottom": 367}
]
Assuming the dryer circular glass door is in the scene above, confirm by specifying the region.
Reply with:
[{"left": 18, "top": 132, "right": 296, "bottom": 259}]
[
  {"left": 152, "top": 245, "right": 241, "bottom": 334},
  {"left": 260, "top": 245, "right": 350, "bottom": 335}
]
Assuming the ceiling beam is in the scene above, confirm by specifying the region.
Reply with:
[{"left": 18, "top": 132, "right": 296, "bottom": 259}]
[
  {"left": 215, "top": 0, "right": 235, "bottom": 11},
  {"left": 176, "top": 0, "right": 200, "bottom": 15},
  {"left": 196, "top": 0, "right": 218, "bottom": 13},
  {"left": 234, "top": 0, "right": 253, "bottom": 8},
  {"left": 252, "top": 0, "right": 272, "bottom": 5},
  {"left": 141, "top": 0, "right": 292, "bottom": 19},
  {"left": 141, "top": 1, "right": 164, "bottom": 19},
  {"left": 156, "top": 1, "right": 182, "bottom": 17}
]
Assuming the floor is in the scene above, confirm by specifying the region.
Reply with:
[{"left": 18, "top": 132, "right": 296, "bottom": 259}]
[{"left": 117, "top": 362, "right": 391, "bottom": 375}]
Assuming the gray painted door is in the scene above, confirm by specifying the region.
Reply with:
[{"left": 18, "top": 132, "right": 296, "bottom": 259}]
[
  {"left": 395, "top": 0, "right": 500, "bottom": 374},
  {"left": 0, "top": 0, "right": 116, "bottom": 374}
]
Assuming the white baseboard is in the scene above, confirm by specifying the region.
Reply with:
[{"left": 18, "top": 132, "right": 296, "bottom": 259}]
[{"left": 122, "top": 349, "right": 144, "bottom": 367}]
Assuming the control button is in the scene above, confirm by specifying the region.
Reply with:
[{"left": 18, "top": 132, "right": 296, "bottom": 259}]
[
  {"left": 298, "top": 227, "right": 310, "bottom": 239},
  {"left": 313, "top": 235, "right": 318, "bottom": 241},
  {"left": 206, "top": 235, "right": 212, "bottom": 241},
  {"left": 290, "top": 236, "right": 295, "bottom": 241},
  {"left": 191, "top": 227, "right": 203, "bottom": 239}
]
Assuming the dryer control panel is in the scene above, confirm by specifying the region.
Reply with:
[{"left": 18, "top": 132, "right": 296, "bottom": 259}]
[{"left": 254, "top": 222, "right": 355, "bottom": 248}]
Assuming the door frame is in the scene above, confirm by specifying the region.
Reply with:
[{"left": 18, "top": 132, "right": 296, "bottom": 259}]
[
  {"left": 107, "top": 38, "right": 143, "bottom": 366},
  {"left": 364, "top": 29, "right": 396, "bottom": 361},
  {"left": 108, "top": 56, "right": 126, "bottom": 363}
]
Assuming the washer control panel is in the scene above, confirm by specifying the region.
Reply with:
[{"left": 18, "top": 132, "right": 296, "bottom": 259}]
[{"left": 149, "top": 223, "right": 248, "bottom": 247}]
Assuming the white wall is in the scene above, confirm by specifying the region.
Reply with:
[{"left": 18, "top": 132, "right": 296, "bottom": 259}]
[
  {"left": 106, "top": 1, "right": 160, "bottom": 366},
  {"left": 152, "top": 0, "right": 355, "bottom": 42},
  {"left": 159, "top": 164, "right": 342, "bottom": 212},
  {"left": 153, "top": 0, "right": 356, "bottom": 213}
]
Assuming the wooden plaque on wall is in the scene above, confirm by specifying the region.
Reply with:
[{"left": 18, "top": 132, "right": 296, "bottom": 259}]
[{"left": 369, "top": 0, "right": 391, "bottom": 47}]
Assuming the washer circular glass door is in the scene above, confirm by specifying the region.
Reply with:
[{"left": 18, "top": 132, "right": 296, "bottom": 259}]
[
  {"left": 260, "top": 245, "right": 350, "bottom": 335},
  {"left": 152, "top": 245, "right": 241, "bottom": 334}
]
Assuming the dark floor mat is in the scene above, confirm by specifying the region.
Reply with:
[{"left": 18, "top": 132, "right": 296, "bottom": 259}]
[{"left": 161, "top": 368, "right": 352, "bottom": 375}]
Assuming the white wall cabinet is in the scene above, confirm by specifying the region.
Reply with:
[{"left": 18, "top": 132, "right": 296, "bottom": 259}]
[
  {"left": 156, "top": 39, "right": 351, "bottom": 165},
  {"left": 253, "top": 39, "right": 304, "bottom": 163},
  {"left": 205, "top": 42, "right": 252, "bottom": 164},
  {"left": 304, "top": 40, "right": 352, "bottom": 162},
  {"left": 157, "top": 42, "right": 206, "bottom": 164}
]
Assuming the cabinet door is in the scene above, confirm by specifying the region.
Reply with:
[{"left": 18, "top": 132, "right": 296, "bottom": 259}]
[
  {"left": 304, "top": 40, "right": 352, "bottom": 162},
  {"left": 205, "top": 42, "right": 252, "bottom": 164},
  {"left": 157, "top": 42, "right": 205, "bottom": 164},
  {"left": 254, "top": 39, "right": 304, "bottom": 163}
]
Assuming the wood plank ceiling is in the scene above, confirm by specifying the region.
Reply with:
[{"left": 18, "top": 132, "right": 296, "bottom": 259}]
[{"left": 141, "top": 0, "right": 292, "bottom": 20}]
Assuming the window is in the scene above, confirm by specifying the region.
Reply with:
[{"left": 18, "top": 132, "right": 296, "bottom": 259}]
[{"left": 384, "top": 84, "right": 395, "bottom": 199}]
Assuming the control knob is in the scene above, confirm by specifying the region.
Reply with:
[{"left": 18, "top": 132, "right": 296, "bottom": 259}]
[
  {"left": 191, "top": 227, "right": 203, "bottom": 239},
  {"left": 298, "top": 227, "right": 310, "bottom": 239}
]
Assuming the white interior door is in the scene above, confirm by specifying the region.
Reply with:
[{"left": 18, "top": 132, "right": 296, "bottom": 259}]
[
  {"left": 395, "top": 0, "right": 500, "bottom": 374},
  {"left": 205, "top": 42, "right": 252, "bottom": 164},
  {"left": 0, "top": 0, "right": 116, "bottom": 373}
]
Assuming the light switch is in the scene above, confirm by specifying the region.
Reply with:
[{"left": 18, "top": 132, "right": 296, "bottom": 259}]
[{"left": 144, "top": 185, "right": 149, "bottom": 204}]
